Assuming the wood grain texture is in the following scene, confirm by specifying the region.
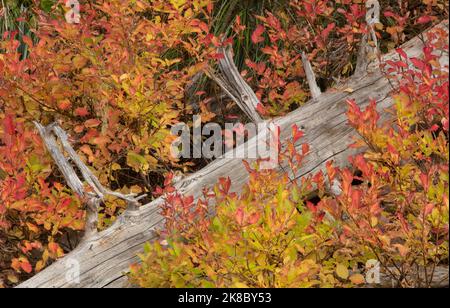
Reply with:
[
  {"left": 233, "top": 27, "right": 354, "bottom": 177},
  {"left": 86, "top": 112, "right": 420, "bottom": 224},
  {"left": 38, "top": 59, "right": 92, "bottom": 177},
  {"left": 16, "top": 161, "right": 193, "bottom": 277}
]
[
  {"left": 208, "top": 46, "right": 264, "bottom": 123},
  {"left": 18, "top": 21, "right": 449, "bottom": 288}
]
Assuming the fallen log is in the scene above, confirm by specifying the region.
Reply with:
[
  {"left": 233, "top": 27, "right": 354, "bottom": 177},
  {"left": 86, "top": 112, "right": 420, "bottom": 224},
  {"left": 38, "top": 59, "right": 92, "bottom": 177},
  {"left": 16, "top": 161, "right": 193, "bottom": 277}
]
[{"left": 18, "top": 20, "right": 449, "bottom": 288}]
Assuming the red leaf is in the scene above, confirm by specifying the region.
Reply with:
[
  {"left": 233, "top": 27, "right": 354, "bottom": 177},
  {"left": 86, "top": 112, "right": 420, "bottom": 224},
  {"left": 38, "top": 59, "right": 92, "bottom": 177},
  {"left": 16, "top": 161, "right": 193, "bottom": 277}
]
[
  {"left": 410, "top": 58, "right": 425, "bottom": 70},
  {"left": 291, "top": 124, "right": 304, "bottom": 143},
  {"left": 397, "top": 212, "right": 410, "bottom": 232},
  {"left": 370, "top": 203, "right": 381, "bottom": 216},
  {"left": 212, "top": 52, "right": 224, "bottom": 60},
  {"left": 57, "top": 197, "right": 72, "bottom": 212},
  {"left": 351, "top": 189, "right": 362, "bottom": 209},
  {"left": 11, "top": 259, "right": 21, "bottom": 272},
  {"left": 256, "top": 103, "right": 268, "bottom": 116},
  {"left": 430, "top": 124, "right": 439, "bottom": 132},
  {"left": 198, "top": 22, "right": 209, "bottom": 33},
  {"left": 419, "top": 173, "right": 429, "bottom": 190},
  {"left": 306, "top": 201, "right": 317, "bottom": 213},
  {"left": 321, "top": 22, "right": 335, "bottom": 40},
  {"left": 219, "top": 177, "right": 231, "bottom": 194},
  {"left": 3, "top": 114, "right": 15, "bottom": 135},
  {"left": 341, "top": 169, "right": 353, "bottom": 196},
  {"left": 251, "top": 24, "right": 265, "bottom": 44},
  {"left": 353, "top": 155, "right": 369, "bottom": 175},
  {"left": 396, "top": 48, "right": 407, "bottom": 59},
  {"left": 75, "top": 107, "right": 89, "bottom": 117},
  {"left": 442, "top": 118, "right": 449, "bottom": 131},
  {"left": 183, "top": 195, "right": 194, "bottom": 206},
  {"left": 164, "top": 173, "right": 174, "bottom": 187},
  {"left": 417, "top": 16, "right": 432, "bottom": 24},
  {"left": 302, "top": 143, "right": 310, "bottom": 155}
]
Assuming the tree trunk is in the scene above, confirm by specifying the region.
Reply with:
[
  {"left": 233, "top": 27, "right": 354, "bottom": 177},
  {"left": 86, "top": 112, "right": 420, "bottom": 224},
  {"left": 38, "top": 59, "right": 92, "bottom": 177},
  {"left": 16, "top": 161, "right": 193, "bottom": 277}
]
[{"left": 18, "top": 21, "right": 449, "bottom": 288}]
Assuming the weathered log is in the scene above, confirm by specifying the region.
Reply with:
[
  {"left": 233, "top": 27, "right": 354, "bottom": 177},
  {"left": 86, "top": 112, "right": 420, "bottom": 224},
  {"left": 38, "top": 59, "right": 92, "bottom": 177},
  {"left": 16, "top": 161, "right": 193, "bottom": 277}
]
[
  {"left": 33, "top": 122, "right": 146, "bottom": 241},
  {"left": 18, "top": 21, "right": 449, "bottom": 288},
  {"left": 377, "top": 266, "right": 449, "bottom": 288},
  {"left": 207, "top": 46, "right": 264, "bottom": 123}
]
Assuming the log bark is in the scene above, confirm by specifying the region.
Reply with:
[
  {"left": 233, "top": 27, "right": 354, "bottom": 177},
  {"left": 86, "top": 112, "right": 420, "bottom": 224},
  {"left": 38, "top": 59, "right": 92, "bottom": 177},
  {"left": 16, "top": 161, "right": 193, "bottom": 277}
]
[{"left": 18, "top": 21, "right": 449, "bottom": 288}]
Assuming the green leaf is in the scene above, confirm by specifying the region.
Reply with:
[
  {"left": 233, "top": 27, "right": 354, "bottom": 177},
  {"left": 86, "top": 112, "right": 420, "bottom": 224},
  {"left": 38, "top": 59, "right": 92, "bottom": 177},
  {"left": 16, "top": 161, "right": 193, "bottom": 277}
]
[
  {"left": 127, "top": 151, "right": 149, "bottom": 171},
  {"left": 0, "top": 168, "right": 7, "bottom": 180},
  {"left": 27, "top": 155, "right": 43, "bottom": 173}
]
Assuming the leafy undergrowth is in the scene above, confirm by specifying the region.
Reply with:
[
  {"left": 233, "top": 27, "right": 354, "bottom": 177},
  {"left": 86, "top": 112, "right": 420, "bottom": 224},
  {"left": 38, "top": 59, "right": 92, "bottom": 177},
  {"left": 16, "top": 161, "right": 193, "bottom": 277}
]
[
  {"left": 129, "top": 33, "right": 449, "bottom": 288},
  {"left": 1, "top": 0, "right": 221, "bottom": 287},
  {"left": 0, "top": 115, "right": 84, "bottom": 285},
  {"left": 0, "top": 0, "right": 448, "bottom": 288}
]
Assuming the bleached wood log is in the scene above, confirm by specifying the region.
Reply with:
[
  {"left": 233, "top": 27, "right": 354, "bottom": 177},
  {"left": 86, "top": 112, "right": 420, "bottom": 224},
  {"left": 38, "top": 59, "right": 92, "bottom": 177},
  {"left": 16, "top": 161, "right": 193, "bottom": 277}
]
[
  {"left": 301, "top": 51, "right": 322, "bottom": 99},
  {"left": 18, "top": 21, "right": 448, "bottom": 288}
]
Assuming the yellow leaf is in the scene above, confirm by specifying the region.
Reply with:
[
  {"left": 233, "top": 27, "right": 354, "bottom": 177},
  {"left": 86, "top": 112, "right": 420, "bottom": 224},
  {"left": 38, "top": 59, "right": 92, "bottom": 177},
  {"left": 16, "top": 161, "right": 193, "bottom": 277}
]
[
  {"left": 26, "top": 222, "right": 39, "bottom": 233},
  {"left": 7, "top": 274, "right": 19, "bottom": 284},
  {"left": 35, "top": 260, "right": 46, "bottom": 272},
  {"left": 370, "top": 216, "right": 378, "bottom": 227},
  {"left": 336, "top": 263, "right": 349, "bottom": 279},
  {"left": 232, "top": 282, "right": 249, "bottom": 288},
  {"left": 170, "top": 0, "right": 186, "bottom": 10},
  {"left": 111, "top": 163, "right": 121, "bottom": 171}
]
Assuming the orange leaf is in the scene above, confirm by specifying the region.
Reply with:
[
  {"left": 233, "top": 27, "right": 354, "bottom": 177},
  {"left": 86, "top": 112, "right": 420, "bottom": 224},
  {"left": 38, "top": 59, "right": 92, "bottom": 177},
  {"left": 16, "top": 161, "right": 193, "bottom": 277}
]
[
  {"left": 11, "top": 258, "right": 21, "bottom": 272},
  {"left": 84, "top": 119, "right": 101, "bottom": 128},
  {"left": 247, "top": 212, "right": 260, "bottom": 225},
  {"left": 349, "top": 274, "right": 365, "bottom": 285},
  {"left": 235, "top": 207, "right": 244, "bottom": 225},
  {"left": 21, "top": 260, "right": 32, "bottom": 274},
  {"left": 48, "top": 242, "right": 59, "bottom": 254},
  {"left": 57, "top": 99, "right": 72, "bottom": 110},
  {"left": 302, "top": 143, "right": 310, "bottom": 155},
  {"left": 75, "top": 107, "right": 89, "bottom": 117},
  {"left": 26, "top": 222, "right": 39, "bottom": 233}
]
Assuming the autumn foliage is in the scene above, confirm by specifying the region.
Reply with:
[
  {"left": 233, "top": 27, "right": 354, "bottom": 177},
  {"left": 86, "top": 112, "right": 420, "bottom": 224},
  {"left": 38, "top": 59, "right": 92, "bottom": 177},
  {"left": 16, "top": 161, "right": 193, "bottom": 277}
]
[
  {"left": 129, "top": 26, "right": 449, "bottom": 288},
  {"left": 0, "top": 114, "right": 83, "bottom": 285},
  {"left": 0, "top": 0, "right": 221, "bottom": 287}
]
